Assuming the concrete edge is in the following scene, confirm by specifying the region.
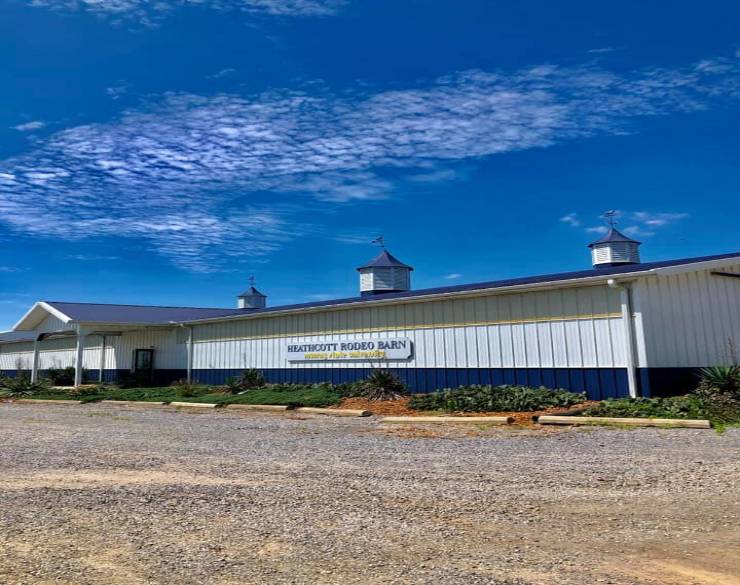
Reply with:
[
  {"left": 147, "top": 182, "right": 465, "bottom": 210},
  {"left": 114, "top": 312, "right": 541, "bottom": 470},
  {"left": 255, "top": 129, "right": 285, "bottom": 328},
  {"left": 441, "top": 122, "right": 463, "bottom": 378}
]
[
  {"left": 225, "top": 404, "right": 289, "bottom": 412},
  {"left": 10, "top": 398, "right": 83, "bottom": 405},
  {"left": 381, "top": 416, "right": 514, "bottom": 424},
  {"left": 169, "top": 401, "right": 221, "bottom": 409},
  {"left": 534, "top": 415, "right": 711, "bottom": 429},
  {"left": 293, "top": 407, "right": 372, "bottom": 417},
  {"left": 100, "top": 400, "right": 168, "bottom": 407}
]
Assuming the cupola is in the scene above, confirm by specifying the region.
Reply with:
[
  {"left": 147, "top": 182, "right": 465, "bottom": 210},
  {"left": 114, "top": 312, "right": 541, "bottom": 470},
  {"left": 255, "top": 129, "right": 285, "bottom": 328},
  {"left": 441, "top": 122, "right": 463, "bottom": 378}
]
[
  {"left": 588, "top": 227, "right": 641, "bottom": 268},
  {"left": 357, "top": 249, "right": 413, "bottom": 296},
  {"left": 237, "top": 278, "right": 267, "bottom": 309}
]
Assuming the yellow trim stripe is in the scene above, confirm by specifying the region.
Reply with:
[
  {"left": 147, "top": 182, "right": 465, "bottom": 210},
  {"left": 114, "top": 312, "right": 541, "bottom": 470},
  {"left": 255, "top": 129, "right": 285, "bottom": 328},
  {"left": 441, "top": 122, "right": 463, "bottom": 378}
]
[{"left": 193, "top": 312, "right": 622, "bottom": 344}]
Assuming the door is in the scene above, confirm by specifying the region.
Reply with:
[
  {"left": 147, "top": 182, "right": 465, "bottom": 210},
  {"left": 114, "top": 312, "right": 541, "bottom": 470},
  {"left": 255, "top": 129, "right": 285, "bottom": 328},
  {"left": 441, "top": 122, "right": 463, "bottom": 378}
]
[{"left": 134, "top": 349, "right": 154, "bottom": 385}]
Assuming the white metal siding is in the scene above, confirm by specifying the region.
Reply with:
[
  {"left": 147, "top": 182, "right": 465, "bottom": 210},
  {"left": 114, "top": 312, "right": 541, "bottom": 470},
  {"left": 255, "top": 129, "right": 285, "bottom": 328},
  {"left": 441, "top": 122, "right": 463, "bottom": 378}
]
[
  {"left": 634, "top": 263, "right": 740, "bottom": 367},
  {"left": 191, "top": 285, "right": 625, "bottom": 370},
  {"left": 0, "top": 342, "right": 35, "bottom": 371},
  {"left": 37, "top": 314, "right": 73, "bottom": 333}
]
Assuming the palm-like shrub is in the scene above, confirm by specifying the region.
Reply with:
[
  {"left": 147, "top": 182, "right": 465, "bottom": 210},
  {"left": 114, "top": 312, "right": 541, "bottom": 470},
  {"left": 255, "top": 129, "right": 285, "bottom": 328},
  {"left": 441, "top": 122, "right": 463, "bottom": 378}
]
[
  {"left": 224, "top": 369, "right": 267, "bottom": 393},
  {"left": 699, "top": 365, "right": 740, "bottom": 395},
  {"left": 0, "top": 374, "right": 51, "bottom": 397},
  {"left": 353, "top": 370, "right": 407, "bottom": 401}
]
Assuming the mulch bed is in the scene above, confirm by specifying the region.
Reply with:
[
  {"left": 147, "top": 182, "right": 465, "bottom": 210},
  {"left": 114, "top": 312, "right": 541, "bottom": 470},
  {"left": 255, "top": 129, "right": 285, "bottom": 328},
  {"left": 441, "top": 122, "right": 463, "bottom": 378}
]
[{"left": 335, "top": 397, "right": 595, "bottom": 426}]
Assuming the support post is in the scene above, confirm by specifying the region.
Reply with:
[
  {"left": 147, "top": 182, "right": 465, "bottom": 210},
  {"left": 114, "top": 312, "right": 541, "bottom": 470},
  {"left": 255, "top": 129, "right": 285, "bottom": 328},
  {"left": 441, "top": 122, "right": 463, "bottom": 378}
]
[
  {"left": 186, "top": 325, "right": 194, "bottom": 384},
  {"left": 30, "top": 336, "right": 41, "bottom": 383},
  {"left": 74, "top": 327, "right": 87, "bottom": 387},
  {"left": 609, "top": 279, "right": 639, "bottom": 398},
  {"left": 99, "top": 334, "right": 106, "bottom": 383}
]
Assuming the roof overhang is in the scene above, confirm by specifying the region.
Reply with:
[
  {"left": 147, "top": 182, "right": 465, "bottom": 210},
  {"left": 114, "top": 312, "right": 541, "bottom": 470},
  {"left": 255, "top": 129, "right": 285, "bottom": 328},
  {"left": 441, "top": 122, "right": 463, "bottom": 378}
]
[{"left": 12, "top": 301, "right": 74, "bottom": 331}]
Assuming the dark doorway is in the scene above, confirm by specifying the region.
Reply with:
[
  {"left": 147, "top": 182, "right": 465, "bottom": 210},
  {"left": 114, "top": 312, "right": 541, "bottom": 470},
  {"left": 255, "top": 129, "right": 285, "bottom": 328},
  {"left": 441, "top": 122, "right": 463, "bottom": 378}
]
[{"left": 134, "top": 349, "right": 154, "bottom": 385}]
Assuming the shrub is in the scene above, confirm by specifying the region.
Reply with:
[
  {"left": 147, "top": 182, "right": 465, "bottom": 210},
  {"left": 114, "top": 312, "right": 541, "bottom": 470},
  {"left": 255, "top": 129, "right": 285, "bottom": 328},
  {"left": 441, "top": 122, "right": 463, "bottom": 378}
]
[
  {"left": 0, "top": 373, "right": 51, "bottom": 397},
  {"left": 348, "top": 370, "right": 407, "bottom": 401},
  {"left": 409, "top": 384, "right": 585, "bottom": 412},
  {"left": 224, "top": 369, "right": 266, "bottom": 393},
  {"left": 580, "top": 395, "right": 707, "bottom": 420},
  {"left": 45, "top": 366, "right": 77, "bottom": 386},
  {"left": 219, "top": 382, "right": 342, "bottom": 408},
  {"left": 698, "top": 365, "right": 740, "bottom": 395},
  {"left": 170, "top": 379, "right": 204, "bottom": 398}
]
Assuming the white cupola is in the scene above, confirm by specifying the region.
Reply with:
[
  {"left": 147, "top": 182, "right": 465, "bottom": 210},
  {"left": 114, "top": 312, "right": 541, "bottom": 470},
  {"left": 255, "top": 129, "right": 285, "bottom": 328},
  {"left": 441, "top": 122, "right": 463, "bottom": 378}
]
[
  {"left": 237, "top": 279, "right": 267, "bottom": 309},
  {"left": 588, "top": 227, "right": 641, "bottom": 268},
  {"left": 357, "top": 249, "right": 413, "bottom": 296}
]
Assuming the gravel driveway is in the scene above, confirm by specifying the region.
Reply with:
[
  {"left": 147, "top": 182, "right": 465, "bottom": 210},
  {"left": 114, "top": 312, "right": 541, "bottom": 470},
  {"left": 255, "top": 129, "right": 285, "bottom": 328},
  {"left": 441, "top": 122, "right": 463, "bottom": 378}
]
[{"left": 1, "top": 403, "right": 738, "bottom": 585}]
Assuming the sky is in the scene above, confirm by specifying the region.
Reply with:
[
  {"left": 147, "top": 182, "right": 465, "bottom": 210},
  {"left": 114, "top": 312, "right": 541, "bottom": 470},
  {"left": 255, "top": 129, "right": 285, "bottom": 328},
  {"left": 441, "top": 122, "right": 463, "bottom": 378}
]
[{"left": 1, "top": 0, "right": 739, "bottom": 329}]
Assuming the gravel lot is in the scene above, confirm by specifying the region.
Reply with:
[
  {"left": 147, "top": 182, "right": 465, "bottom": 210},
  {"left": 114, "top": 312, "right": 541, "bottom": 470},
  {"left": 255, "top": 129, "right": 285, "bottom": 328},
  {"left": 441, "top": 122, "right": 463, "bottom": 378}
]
[{"left": 1, "top": 403, "right": 739, "bottom": 585}]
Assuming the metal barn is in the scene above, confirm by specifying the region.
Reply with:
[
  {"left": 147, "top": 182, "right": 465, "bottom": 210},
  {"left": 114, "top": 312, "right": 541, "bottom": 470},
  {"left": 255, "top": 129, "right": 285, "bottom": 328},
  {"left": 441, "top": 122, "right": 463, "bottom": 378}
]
[{"left": 1, "top": 231, "right": 738, "bottom": 399}]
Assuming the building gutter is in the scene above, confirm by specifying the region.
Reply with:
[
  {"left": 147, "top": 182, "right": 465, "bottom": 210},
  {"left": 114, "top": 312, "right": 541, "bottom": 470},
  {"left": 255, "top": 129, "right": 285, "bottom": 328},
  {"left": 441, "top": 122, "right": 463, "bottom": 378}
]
[
  {"left": 607, "top": 279, "right": 640, "bottom": 398},
  {"left": 179, "top": 324, "right": 194, "bottom": 384}
]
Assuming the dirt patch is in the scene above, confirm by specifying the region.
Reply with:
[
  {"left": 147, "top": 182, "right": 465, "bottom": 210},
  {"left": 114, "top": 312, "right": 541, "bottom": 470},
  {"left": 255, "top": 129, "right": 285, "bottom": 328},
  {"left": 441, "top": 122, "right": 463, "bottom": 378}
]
[{"left": 336, "top": 397, "right": 593, "bottom": 426}]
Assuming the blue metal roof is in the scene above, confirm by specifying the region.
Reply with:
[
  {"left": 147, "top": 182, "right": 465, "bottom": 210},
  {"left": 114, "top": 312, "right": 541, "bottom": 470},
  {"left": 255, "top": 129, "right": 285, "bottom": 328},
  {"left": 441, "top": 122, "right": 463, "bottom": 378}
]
[
  {"left": 357, "top": 250, "right": 414, "bottom": 271},
  {"left": 588, "top": 227, "right": 641, "bottom": 248},
  {"left": 0, "top": 331, "right": 37, "bottom": 343},
  {"left": 238, "top": 286, "right": 266, "bottom": 298},
  {"left": 44, "top": 302, "right": 250, "bottom": 324},
  {"left": 190, "top": 251, "right": 740, "bottom": 321},
  {"left": 18, "top": 251, "right": 737, "bottom": 327}
]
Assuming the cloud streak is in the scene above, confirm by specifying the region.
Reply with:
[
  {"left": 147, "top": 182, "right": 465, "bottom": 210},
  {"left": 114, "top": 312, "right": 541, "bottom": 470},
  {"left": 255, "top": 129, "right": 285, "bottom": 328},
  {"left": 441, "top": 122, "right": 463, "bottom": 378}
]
[
  {"left": 577, "top": 210, "right": 690, "bottom": 238},
  {"left": 1, "top": 55, "right": 738, "bottom": 270},
  {"left": 28, "top": 0, "right": 346, "bottom": 25},
  {"left": 12, "top": 121, "right": 45, "bottom": 132}
]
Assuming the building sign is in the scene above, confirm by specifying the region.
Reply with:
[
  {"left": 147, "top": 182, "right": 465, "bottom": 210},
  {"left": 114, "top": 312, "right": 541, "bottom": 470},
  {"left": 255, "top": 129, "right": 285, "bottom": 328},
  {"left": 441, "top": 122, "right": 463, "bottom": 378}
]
[{"left": 286, "top": 338, "right": 412, "bottom": 362}]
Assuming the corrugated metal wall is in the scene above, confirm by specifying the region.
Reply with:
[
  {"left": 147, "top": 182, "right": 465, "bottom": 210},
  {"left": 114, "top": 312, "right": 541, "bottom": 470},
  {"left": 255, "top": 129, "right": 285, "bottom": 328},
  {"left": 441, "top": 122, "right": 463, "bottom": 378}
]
[
  {"left": 191, "top": 285, "right": 626, "bottom": 371},
  {"left": 0, "top": 328, "right": 184, "bottom": 372},
  {"left": 635, "top": 262, "right": 740, "bottom": 367}
]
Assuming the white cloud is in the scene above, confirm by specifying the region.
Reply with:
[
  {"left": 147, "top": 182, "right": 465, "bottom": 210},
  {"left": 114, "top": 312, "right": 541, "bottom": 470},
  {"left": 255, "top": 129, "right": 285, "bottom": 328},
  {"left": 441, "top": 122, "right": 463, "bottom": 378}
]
[
  {"left": 65, "top": 254, "right": 121, "bottom": 261},
  {"left": 277, "top": 171, "right": 393, "bottom": 202},
  {"left": 630, "top": 211, "right": 689, "bottom": 226},
  {"left": 208, "top": 68, "right": 237, "bottom": 80},
  {"left": 560, "top": 212, "right": 580, "bottom": 227},
  {"left": 106, "top": 81, "right": 129, "bottom": 100},
  {"left": 0, "top": 266, "right": 26, "bottom": 272},
  {"left": 576, "top": 210, "right": 689, "bottom": 239},
  {"left": 0, "top": 56, "right": 737, "bottom": 271},
  {"left": 29, "top": 0, "right": 346, "bottom": 25},
  {"left": 406, "top": 168, "right": 461, "bottom": 183},
  {"left": 13, "top": 121, "right": 45, "bottom": 132},
  {"left": 588, "top": 47, "right": 616, "bottom": 54},
  {"left": 622, "top": 225, "right": 654, "bottom": 238},
  {"left": 333, "top": 230, "right": 380, "bottom": 245},
  {"left": 444, "top": 273, "right": 462, "bottom": 280}
]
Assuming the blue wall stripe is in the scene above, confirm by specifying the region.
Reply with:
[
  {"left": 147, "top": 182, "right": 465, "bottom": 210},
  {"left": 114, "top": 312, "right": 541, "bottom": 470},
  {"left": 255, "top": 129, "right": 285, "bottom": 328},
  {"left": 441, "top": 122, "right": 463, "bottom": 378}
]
[{"left": 3, "top": 367, "right": 670, "bottom": 400}]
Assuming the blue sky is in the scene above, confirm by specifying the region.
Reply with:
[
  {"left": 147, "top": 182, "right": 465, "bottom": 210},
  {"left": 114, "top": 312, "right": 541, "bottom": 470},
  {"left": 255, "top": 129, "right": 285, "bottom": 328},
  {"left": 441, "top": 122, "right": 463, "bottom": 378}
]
[{"left": 1, "top": 0, "right": 739, "bottom": 329}]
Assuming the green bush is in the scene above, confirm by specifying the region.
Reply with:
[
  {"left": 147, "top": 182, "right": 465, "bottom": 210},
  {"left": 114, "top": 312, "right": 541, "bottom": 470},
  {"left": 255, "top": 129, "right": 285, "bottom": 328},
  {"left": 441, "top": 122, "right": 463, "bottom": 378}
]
[
  {"left": 44, "top": 366, "right": 77, "bottom": 386},
  {"left": 170, "top": 379, "right": 208, "bottom": 398},
  {"left": 215, "top": 383, "right": 342, "bottom": 407},
  {"left": 698, "top": 365, "right": 740, "bottom": 395},
  {"left": 341, "top": 370, "right": 407, "bottom": 401},
  {"left": 0, "top": 373, "right": 51, "bottom": 397},
  {"left": 580, "top": 395, "right": 707, "bottom": 419},
  {"left": 224, "top": 368, "right": 267, "bottom": 393},
  {"left": 409, "top": 384, "right": 585, "bottom": 412}
]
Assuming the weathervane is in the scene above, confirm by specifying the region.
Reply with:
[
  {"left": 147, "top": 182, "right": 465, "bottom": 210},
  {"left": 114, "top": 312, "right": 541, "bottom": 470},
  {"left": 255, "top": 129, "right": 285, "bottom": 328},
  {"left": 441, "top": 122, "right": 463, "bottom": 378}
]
[
  {"left": 248, "top": 274, "right": 256, "bottom": 288},
  {"left": 371, "top": 235, "right": 386, "bottom": 249},
  {"left": 601, "top": 210, "right": 619, "bottom": 228}
]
